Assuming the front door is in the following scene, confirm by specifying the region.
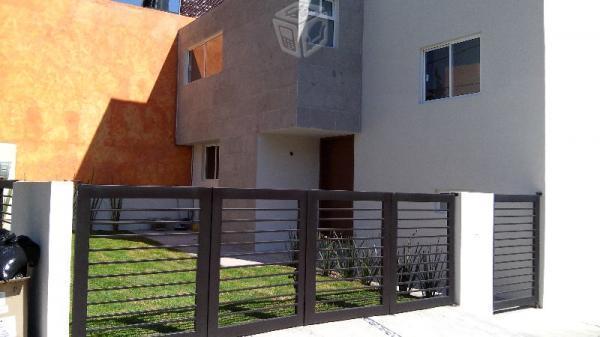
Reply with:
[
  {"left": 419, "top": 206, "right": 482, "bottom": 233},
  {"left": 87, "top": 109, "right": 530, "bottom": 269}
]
[{"left": 319, "top": 135, "right": 354, "bottom": 234}]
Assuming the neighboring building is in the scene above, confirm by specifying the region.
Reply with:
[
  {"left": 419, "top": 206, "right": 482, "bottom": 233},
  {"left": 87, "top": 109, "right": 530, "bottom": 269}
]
[
  {"left": 179, "top": 0, "right": 224, "bottom": 17},
  {"left": 0, "top": 0, "right": 193, "bottom": 185}
]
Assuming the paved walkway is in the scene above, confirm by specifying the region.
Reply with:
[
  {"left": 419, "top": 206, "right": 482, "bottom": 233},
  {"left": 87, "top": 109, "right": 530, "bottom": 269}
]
[{"left": 253, "top": 307, "right": 600, "bottom": 337}]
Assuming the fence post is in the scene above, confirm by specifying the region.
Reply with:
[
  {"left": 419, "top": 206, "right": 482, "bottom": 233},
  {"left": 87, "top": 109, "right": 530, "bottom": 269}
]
[
  {"left": 303, "top": 191, "right": 318, "bottom": 323},
  {"left": 454, "top": 192, "right": 495, "bottom": 316},
  {"left": 382, "top": 193, "right": 396, "bottom": 314},
  {"left": 11, "top": 181, "right": 74, "bottom": 337}
]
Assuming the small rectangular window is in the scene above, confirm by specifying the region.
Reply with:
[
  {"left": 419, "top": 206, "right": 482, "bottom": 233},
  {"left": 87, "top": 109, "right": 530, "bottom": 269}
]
[
  {"left": 424, "top": 37, "right": 480, "bottom": 101},
  {"left": 187, "top": 33, "right": 223, "bottom": 83},
  {"left": 307, "top": 0, "right": 337, "bottom": 48},
  {"left": 204, "top": 145, "right": 219, "bottom": 180}
]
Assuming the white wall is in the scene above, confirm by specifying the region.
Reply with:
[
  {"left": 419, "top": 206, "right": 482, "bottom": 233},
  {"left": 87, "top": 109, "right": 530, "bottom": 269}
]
[
  {"left": 11, "top": 182, "right": 73, "bottom": 337},
  {"left": 543, "top": 1, "right": 600, "bottom": 317},
  {"left": 256, "top": 134, "right": 320, "bottom": 190},
  {"left": 255, "top": 134, "right": 320, "bottom": 253},
  {"left": 455, "top": 192, "right": 494, "bottom": 316},
  {"left": 357, "top": 0, "right": 544, "bottom": 194}
]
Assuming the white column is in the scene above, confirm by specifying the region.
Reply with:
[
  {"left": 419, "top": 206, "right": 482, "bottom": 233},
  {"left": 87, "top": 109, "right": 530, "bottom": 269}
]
[
  {"left": 11, "top": 181, "right": 74, "bottom": 337},
  {"left": 455, "top": 192, "right": 495, "bottom": 316}
]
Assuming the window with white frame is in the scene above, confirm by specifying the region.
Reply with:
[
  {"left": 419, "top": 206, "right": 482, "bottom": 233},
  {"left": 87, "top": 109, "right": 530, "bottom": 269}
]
[
  {"left": 423, "top": 37, "right": 480, "bottom": 101},
  {"left": 187, "top": 33, "right": 223, "bottom": 83},
  {"left": 203, "top": 145, "right": 219, "bottom": 180},
  {"left": 306, "top": 0, "right": 337, "bottom": 48}
]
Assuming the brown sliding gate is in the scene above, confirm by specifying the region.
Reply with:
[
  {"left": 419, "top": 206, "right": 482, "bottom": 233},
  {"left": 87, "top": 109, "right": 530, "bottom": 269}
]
[{"left": 72, "top": 185, "right": 457, "bottom": 337}]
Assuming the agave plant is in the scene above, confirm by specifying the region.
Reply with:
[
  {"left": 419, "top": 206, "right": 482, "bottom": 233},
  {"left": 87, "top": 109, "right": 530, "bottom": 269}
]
[
  {"left": 397, "top": 230, "right": 420, "bottom": 293},
  {"left": 317, "top": 232, "right": 338, "bottom": 277},
  {"left": 414, "top": 240, "right": 447, "bottom": 298},
  {"left": 356, "top": 242, "right": 382, "bottom": 285},
  {"left": 110, "top": 197, "right": 123, "bottom": 232}
]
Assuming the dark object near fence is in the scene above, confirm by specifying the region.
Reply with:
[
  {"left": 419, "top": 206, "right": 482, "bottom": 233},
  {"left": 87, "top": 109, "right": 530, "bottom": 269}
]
[{"left": 0, "top": 229, "right": 40, "bottom": 281}]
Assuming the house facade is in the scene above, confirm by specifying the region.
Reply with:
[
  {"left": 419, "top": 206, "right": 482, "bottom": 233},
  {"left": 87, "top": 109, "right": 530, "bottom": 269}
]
[
  {"left": 2, "top": 0, "right": 600, "bottom": 317},
  {"left": 178, "top": 0, "right": 543, "bottom": 196},
  {"left": 177, "top": 0, "right": 363, "bottom": 190},
  {"left": 175, "top": 0, "right": 600, "bottom": 315}
]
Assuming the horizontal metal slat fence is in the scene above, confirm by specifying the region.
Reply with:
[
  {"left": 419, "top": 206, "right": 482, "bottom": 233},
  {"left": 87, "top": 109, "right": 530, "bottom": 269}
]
[
  {"left": 305, "top": 191, "right": 390, "bottom": 325},
  {"left": 72, "top": 185, "right": 458, "bottom": 337},
  {"left": 0, "top": 180, "right": 16, "bottom": 228},
  {"left": 71, "top": 185, "right": 212, "bottom": 337},
  {"left": 392, "top": 194, "right": 456, "bottom": 313},
  {"left": 207, "top": 188, "right": 307, "bottom": 337},
  {"left": 493, "top": 194, "right": 541, "bottom": 312}
]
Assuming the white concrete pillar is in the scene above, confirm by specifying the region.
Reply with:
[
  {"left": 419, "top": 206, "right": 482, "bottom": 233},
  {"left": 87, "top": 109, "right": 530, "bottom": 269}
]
[
  {"left": 455, "top": 192, "right": 495, "bottom": 316},
  {"left": 11, "top": 181, "right": 74, "bottom": 337}
]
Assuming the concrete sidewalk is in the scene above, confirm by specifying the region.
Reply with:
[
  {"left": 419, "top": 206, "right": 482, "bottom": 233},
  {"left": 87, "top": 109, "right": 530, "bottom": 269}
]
[{"left": 253, "top": 307, "right": 600, "bottom": 337}]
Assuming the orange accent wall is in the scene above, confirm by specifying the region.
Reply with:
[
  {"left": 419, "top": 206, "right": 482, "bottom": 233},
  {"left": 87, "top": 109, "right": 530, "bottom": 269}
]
[{"left": 0, "top": 0, "right": 194, "bottom": 185}]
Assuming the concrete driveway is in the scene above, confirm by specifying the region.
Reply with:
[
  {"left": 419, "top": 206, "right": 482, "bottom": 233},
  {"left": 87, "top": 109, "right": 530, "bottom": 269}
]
[{"left": 253, "top": 307, "right": 600, "bottom": 337}]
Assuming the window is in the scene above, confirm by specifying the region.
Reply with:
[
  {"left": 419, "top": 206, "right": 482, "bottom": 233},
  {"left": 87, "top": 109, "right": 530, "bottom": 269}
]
[
  {"left": 0, "top": 162, "right": 10, "bottom": 180},
  {"left": 306, "top": 0, "right": 337, "bottom": 48},
  {"left": 187, "top": 33, "right": 223, "bottom": 83},
  {"left": 204, "top": 145, "right": 219, "bottom": 180},
  {"left": 424, "top": 37, "right": 480, "bottom": 101},
  {"left": 113, "top": 0, "right": 180, "bottom": 14}
]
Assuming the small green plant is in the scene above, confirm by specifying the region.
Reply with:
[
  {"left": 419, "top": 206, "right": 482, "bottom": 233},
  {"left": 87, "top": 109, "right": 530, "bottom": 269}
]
[
  {"left": 316, "top": 231, "right": 382, "bottom": 284},
  {"left": 397, "top": 230, "right": 420, "bottom": 292},
  {"left": 414, "top": 241, "right": 447, "bottom": 298},
  {"left": 109, "top": 197, "right": 123, "bottom": 232}
]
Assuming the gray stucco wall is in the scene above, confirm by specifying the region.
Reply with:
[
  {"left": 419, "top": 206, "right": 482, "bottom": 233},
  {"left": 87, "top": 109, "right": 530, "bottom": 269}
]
[
  {"left": 356, "top": 0, "right": 545, "bottom": 194},
  {"left": 297, "top": 0, "right": 363, "bottom": 133},
  {"left": 177, "top": 0, "right": 363, "bottom": 188},
  {"left": 178, "top": 0, "right": 298, "bottom": 187}
]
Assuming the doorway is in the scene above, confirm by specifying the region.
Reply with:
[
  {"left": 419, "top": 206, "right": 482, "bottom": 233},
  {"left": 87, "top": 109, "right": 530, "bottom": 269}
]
[{"left": 319, "top": 135, "right": 354, "bottom": 233}]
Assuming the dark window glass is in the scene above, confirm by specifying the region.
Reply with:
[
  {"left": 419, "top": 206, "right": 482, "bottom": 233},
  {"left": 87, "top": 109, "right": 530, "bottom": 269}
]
[
  {"left": 452, "top": 38, "right": 480, "bottom": 96},
  {"left": 306, "top": 17, "right": 334, "bottom": 48},
  {"left": 322, "top": 0, "right": 334, "bottom": 16},
  {"left": 187, "top": 33, "right": 223, "bottom": 83},
  {"left": 205, "top": 146, "right": 219, "bottom": 180},
  {"left": 188, "top": 47, "right": 204, "bottom": 82},
  {"left": 425, "top": 47, "right": 450, "bottom": 101}
]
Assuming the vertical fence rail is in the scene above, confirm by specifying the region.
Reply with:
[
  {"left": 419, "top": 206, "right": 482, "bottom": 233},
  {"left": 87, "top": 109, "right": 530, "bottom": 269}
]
[
  {"left": 72, "top": 186, "right": 460, "bottom": 337},
  {"left": 493, "top": 194, "right": 541, "bottom": 312}
]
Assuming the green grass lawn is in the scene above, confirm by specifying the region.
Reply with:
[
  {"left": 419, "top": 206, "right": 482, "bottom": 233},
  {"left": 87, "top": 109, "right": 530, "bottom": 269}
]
[{"left": 77, "top": 235, "right": 386, "bottom": 337}]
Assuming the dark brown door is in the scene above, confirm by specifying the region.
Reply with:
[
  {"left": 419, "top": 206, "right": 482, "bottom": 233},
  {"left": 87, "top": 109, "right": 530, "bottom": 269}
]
[{"left": 319, "top": 135, "right": 354, "bottom": 234}]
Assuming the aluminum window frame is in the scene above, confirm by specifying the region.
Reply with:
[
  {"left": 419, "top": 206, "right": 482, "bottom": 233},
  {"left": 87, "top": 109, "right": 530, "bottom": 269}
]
[
  {"left": 305, "top": 0, "right": 339, "bottom": 48},
  {"left": 421, "top": 34, "right": 481, "bottom": 103},
  {"left": 185, "top": 31, "right": 223, "bottom": 84}
]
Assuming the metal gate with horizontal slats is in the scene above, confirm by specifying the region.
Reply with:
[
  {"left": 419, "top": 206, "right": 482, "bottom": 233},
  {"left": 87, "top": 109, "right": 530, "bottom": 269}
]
[
  {"left": 71, "top": 185, "right": 458, "bottom": 337},
  {"left": 493, "top": 194, "right": 541, "bottom": 312}
]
